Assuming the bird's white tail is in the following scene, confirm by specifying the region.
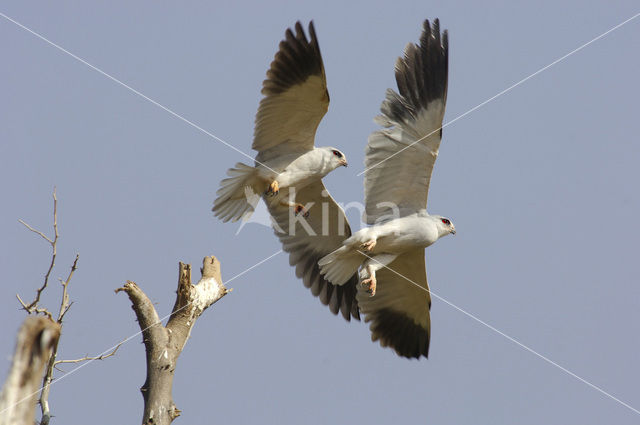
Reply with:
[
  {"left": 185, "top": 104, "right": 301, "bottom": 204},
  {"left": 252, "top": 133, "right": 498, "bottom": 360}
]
[
  {"left": 318, "top": 246, "right": 363, "bottom": 286},
  {"left": 213, "top": 163, "right": 260, "bottom": 222}
]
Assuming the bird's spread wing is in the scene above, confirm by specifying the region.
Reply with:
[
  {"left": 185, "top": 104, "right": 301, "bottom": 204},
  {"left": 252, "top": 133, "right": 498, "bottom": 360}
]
[
  {"left": 363, "top": 19, "right": 448, "bottom": 224},
  {"left": 253, "top": 21, "right": 329, "bottom": 163},
  {"left": 357, "top": 249, "right": 431, "bottom": 358},
  {"left": 266, "top": 180, "right": 360, "bottom": 321}
]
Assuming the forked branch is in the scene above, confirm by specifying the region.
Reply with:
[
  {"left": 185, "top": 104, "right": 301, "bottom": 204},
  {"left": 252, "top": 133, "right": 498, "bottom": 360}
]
[{"left": 117, "top": 256, "right": 229, "bottom": 425}]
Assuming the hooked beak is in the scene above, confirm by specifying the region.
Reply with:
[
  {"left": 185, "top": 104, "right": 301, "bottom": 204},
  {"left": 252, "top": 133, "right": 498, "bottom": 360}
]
[
  {"left": 450, "top": 228, "right": 456, "bottom": 235},
  {"left": 340, "top": 159, "right": 348, "bottom": 167}
]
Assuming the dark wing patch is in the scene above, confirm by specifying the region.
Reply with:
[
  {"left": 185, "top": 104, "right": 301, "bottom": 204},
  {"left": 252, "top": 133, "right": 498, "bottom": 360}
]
[
  {"left": 382, "top": 19, "right": 448, "bottom": 125},
  {"left": 262, "top": 21, "right": 327, "bottom": 96},
  {"left": 357, "top": 249, "right": 431, "bottom": 359},
  {"left": 293, "top": 247, "right": 360, "bottom": 321},
  {"left": 266, "top": 180, "right": 360, "bottom": 321},
  {"left": 368, "top": 308, "right": 429, "bottom": 359}
]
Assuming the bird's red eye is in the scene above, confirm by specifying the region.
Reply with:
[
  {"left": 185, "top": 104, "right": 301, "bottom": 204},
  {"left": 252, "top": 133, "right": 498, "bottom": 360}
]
[
  {"left": 442, "top": 218, "right": 450, "bottom": 225},
  {"left": 332, "top": 150, "right": 342, "bottom": 158}
]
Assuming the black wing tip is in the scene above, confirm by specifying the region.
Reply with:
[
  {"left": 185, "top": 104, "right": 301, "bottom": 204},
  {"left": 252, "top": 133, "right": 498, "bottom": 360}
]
[
  {"left": 324, "top": 274, "right": 361, "bottom": 322},
  {"left": 262, "top": 20, "right": 326, "bottom": 96},
  {"left": 418, "top": 18, "right": 448, "bottom": 103},
  {"left": 383, "top": 18, "right": 448, "bottom": 124},
  {"left": 287, "top": 246, "right": 361, "bottom": 322},
  {"left": 341, "top": 275, "right": 361, "bottom": 321},
  {"left": 369, "top": 308, "right": 430, "bottom": 359}
]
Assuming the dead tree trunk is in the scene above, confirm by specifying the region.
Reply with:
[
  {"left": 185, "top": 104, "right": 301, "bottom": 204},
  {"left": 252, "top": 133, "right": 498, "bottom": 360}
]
[
  {"left": 0, "top": 317, "right": 61, "bottom": 425},
  {"left": 116, "top": 255, "right": 229, "bottom": 425}
]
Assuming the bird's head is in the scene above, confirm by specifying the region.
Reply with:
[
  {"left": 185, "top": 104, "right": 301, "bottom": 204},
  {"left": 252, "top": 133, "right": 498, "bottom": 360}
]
[
  {"left": 323, "top": 147, "right": 348, "bottom": 168},
  {"left": 434, "top": 215, "right": 456, "bottom": 238}
]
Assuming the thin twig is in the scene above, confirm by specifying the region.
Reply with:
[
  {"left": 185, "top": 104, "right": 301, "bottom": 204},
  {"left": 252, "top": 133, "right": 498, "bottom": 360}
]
[
  {"left": 54, "top": 342, "right": 123, "bottom": 368},
  {"left": 56, "top": 255, "right": 79, "bottom": 323},
  {"left": 16, "top": 295, "right": 54, "bottom": 320},
  {"left": 58, "top": 302, "right": 73, "bottom": 323},
  {"left": 17, "top": 220, "right": 53, "bottom": 243}
]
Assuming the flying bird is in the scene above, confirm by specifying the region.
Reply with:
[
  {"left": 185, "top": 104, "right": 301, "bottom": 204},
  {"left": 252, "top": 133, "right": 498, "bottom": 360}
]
[
  {"left": 213, "top": 22, "right": 360, "bottom": 321},
  {"left": 318, "top": 19, "right": 453, "bottom": 359},
  {"left": 213, "top": 19, "right": 453, "bottom": 359}
]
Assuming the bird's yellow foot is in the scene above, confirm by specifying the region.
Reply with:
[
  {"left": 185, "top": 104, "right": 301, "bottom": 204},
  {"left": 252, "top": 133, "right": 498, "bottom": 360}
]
[
  {"left": 361, "top": 239, "right": 377, "bottom": 252},
  {"left": 294, "top": 204, "right": 310, "bottom": 218},
  {"left": 361, "top": 276, "right": 377, "bottom": 297},
  {"left": 266, "top": 180, "right": 280, "bottom": 196}
]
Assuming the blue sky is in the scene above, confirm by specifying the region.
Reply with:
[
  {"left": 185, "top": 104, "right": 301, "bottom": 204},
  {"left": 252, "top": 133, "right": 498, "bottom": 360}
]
[{"left": 1, "top": 1, "right": 639, "bottom": 424}]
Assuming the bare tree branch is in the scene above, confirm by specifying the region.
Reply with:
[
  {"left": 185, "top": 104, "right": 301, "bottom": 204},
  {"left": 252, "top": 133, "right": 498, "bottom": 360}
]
[
  {"left": 38, "top": 339, "right": 59, "bottom": 425},
  {"left": 117, "top": 255, "right": 229, "bottom": 425},
  {"left": 115, "top": 281, "right": 164, "bottom": 335},
  {"left": 17, "top": 188, "right": 59, "bottom": 313},
  {"left": 0, "top": 317, "right": 61, "bottom": 425},
  {"left": 38, "top": 254, "right": 80, "bottom": 425},
  {"left": 14, "top": 189, "right": 118, "bottom": 424}
]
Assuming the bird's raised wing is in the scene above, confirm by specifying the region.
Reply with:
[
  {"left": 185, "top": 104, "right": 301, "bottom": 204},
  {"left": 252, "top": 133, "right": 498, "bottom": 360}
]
[
  {"left": 357, "top": 249, "right": 431, "bottom": 358},
  {"left": 266, "top": 180, "right": 360, "bottom": 321},
  {"left": 363, "top": 19, "right": 448, "bottom": 224},
  {"left": 253, "top": 21, "right": 329, "bottom": 163}
]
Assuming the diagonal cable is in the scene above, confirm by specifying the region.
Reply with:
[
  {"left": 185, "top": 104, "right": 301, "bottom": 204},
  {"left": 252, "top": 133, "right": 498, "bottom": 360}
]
[
  {"left": 0, "top": 11, "right": 276, "bottom": 173},
  {"left": 356, "top": 250, "right": 640, "bottom": 416}
]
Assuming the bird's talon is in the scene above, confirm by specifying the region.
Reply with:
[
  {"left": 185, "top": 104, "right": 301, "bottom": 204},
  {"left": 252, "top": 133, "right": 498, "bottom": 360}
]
[
  {"left": 361, "top": 277, "right": 377, "bottom": 297},
  {"left": 361, "top": 240, "right": 377, "bottom": 252},
  {"left": 266, "top": 181, "right": 280, "bottom": 196}
]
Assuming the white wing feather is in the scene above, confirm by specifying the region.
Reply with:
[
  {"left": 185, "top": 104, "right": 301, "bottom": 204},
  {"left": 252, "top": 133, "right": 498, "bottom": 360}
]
[
  {"left": 363, "top": 19, "right": 448, "bottom": 224},
  {"left": 253, "top": 22, "right": 329, "bottom": 164}
]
